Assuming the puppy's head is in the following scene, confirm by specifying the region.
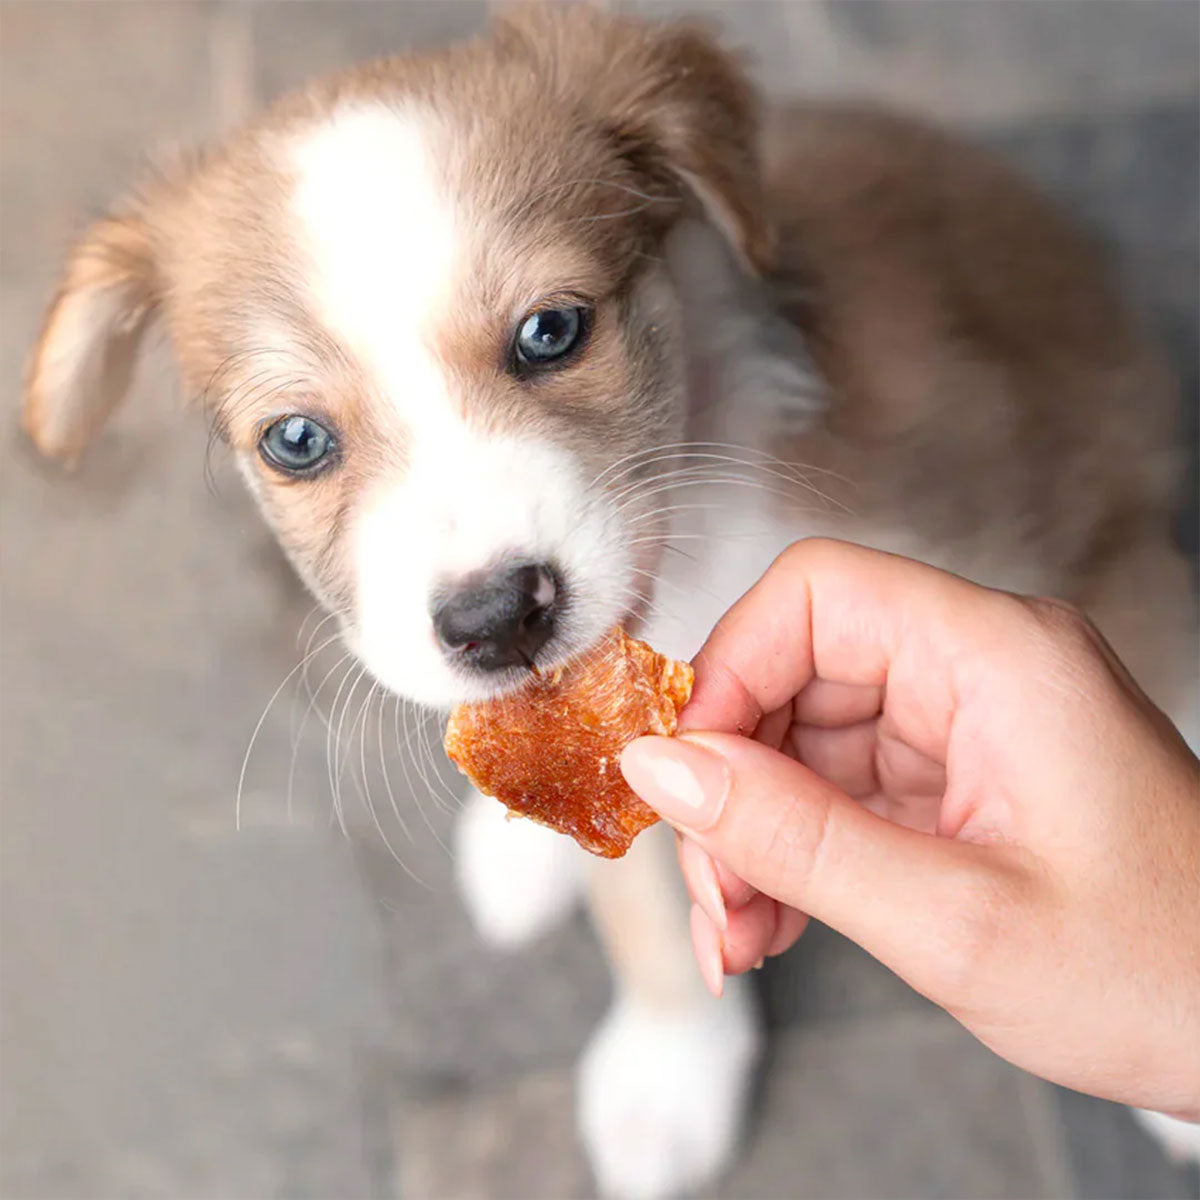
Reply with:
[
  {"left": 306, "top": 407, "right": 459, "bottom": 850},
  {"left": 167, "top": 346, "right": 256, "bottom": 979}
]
[{"left": 23, "top": 4, "right": 769, "bottom": 707}]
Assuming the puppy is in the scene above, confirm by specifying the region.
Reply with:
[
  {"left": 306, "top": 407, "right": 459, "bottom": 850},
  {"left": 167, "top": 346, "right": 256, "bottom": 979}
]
[{"left": 23, "top": 5, "right": 1198, "bottom": 1194}]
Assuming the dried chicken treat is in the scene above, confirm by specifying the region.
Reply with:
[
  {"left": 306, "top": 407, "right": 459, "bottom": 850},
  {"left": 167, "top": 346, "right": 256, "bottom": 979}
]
[{"left": 444, "top": 628, "right": 693, "bottom": 858}]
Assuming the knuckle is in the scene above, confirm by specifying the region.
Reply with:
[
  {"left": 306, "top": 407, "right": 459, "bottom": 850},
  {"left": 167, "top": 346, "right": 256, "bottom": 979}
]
[
  {"left": 775, "top": 539, "right": 813, "bottom": 575},
  {"left": 1023, "top": 595, "right": 1095, "bottom": 651},
  {"left": 993, "top": 594, "right": 1104, "bottom": 682},
  {"left": 777, "top": 536, "right": 839, "bottom": 574},
  {"left": 1023, "top": 596, "right": 1114, "bottom": 684}
]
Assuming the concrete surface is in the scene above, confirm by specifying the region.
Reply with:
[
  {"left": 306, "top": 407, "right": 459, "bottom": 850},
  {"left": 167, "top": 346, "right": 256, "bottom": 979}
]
[{"left": 2, "top": 3, "right": 1197, "bottom": 1198}]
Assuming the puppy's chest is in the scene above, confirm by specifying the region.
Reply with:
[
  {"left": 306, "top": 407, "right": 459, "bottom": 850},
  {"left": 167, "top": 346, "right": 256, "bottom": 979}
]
[{"left": 638, "top": 491, "right": 825, "bottom": 663}]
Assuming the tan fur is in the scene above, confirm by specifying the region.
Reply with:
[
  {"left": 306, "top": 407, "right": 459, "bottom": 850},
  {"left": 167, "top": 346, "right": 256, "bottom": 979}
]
[
  {"left": 764, "top": 104, "right": 1179, "bottom": 551},
  {"left": 754, "top": 104, "right": 1193, "bottom": 719},
  {"left": 23, "top": 201, "right": 160, "bottom": 464}
]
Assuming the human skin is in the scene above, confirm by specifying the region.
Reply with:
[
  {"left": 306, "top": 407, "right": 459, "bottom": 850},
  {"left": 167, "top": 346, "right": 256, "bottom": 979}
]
[{"left": 621, "top": 539, "right": 1200, "bottom": 1119}]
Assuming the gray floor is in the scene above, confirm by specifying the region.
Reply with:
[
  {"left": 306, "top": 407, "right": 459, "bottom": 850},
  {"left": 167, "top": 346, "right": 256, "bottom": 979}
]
[{"left": 2, "top": 3, "right": 1197, "bottom": 1198}]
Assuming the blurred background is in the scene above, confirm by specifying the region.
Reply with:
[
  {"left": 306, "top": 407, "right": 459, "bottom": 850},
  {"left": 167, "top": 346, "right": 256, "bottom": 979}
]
[{"left": 2, "top": 2, "right": 1197, "bottom": 1197}]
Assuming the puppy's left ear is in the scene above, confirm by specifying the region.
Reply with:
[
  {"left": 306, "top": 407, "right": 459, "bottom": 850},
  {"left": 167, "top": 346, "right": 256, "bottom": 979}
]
[{"left": 498, "top": 5, "right": 773, "bottom": 272}]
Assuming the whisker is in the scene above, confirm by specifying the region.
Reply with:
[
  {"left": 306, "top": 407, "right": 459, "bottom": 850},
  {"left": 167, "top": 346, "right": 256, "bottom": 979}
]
[
  {"left": 295, "top": 605, "right": 335, "bottom": 653},
  {"left": 397, "top": 698, "right": 454, "bottom": 852},
  {"left": 620, "top": 498, "right": 789, "bottom": 539},
  {"left": 592, "top": 440, "right": 853, "bottom": 492},
  {"left": 606, "top": 454, "right": 844, "bottom": 512},
  {"left": 418, "top": 708, "right": 468, "bottom": 814},
  {"left": 623, "top": 500, "right": 759, "bottom": 525},
  {"left": 399, "top": 699, "right": 444, "bottom": 812},
  {"left": 235, "top": 630, "right": 345, "bottom": 832},
  {"left": 605, "top": 460, "right": 810, "bottom": 503},
  {"left": 612, "top": 472, "right": 840, "bottom": 520},
  {"left": 375, "top": 692, "right": 416, "bottom": 848},
  {"left": 346, "top": 676, "right": 379, "bottom": 804},
  {"left": 389, "top": 695, "right": 434, "bottom": 841},
  {"left": 326, "top": 663, "right": 368, "bottom": 838},
  {"left": 621, "top": 564, "right": 726, "bottom": 626},
  {"left": 630, "top": 530, "right": 777, "bottom": 545},
  {"left": 353, "top": 683, "right": 430, "bottom": 887},
  {"left": 288, "top": 610, "right": 343, "bottom": 739},
  {"left": 401, "top": 699, "right": 451, "bottom": 816},
  {"left": 286, "top": 649, "right": 354, "bottom": 825}
]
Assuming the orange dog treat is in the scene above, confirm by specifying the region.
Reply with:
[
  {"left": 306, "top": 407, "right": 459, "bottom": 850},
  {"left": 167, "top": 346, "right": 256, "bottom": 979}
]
[{"left": 444, "top": 628, "right": 693, "bottom": 858}]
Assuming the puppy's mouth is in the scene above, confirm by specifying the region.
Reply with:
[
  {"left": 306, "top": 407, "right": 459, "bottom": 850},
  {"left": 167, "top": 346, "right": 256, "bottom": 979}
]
[
  {"left": 441, "top": 588, "right": 661, "bottom": 708},
  {"left": 443, "top": 608, "right": 640, "bottom": 705},
  {"left": 428, "top": 537, "right": 663, "bottom": 706}
]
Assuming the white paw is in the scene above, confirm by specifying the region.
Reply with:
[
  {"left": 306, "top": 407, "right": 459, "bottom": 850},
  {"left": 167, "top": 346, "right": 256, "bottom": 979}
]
[
  {"left": 1132, "top": 1108, "right": 1200, "bottom": 1165},
  {"left": 578, "top": 979, "right": 761, "bottom": 1199},
  {"left": 453, "top": 789, "right": 586, "bottom": 949}
]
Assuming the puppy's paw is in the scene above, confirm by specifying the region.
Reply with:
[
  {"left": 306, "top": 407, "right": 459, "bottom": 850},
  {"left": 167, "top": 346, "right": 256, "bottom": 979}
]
[
  {"left": 1132, "top": 1108, "right": 1200, "bottom": 1165},
  {"left": 578, "top": 979, "right": 761, "bottom": 1199},
  {"left": 453, "top": 789, "right": 586, "bottom": 949}
]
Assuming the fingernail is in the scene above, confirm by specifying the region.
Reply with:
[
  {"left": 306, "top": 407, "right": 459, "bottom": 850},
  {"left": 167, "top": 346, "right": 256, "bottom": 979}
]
[
  {"left": 752, "top": 957, "right": 765, "bottom": 971},
  {"left": 690, "top": 903, "right": 725, "bottom": 999},
  {"left": 714, "top": 857, "right": 758, "bottom": 910},
  {"left": 682, "top": 839, "right": 727, "bottom": 931},
  {"left": 621, "top": 736, "right": 730, "bottom": 832}
]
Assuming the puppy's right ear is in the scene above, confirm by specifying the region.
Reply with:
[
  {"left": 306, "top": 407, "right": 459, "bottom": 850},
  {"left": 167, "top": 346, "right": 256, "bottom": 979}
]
[{"left": 22, "top": 196, "right": 163, "bottom": 466}]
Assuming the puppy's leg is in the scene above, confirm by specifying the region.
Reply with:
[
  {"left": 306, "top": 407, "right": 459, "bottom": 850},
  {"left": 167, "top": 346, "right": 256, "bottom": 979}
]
[
  {"left": 454, "top": 786, "right": 587, "bottom": 949},
  {"left": 578, "top": 824, "right": 761, "bottom": 1200}
]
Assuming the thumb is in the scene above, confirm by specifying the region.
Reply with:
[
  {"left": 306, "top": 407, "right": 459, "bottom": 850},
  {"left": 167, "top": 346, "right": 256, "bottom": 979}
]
[{"left": 622, "top": 732, "right": 1010, "bottom": 999}]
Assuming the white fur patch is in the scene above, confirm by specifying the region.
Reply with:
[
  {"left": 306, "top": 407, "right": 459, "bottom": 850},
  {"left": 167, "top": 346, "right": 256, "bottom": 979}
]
[
  {"left": 578, "top": 979, "right": 761, "bottom": 1200},
  {"left": 289, "top": 104, "right": 457, "bottom": 407},
  {"left": 454, "top": 789, "right": 586, "bottom": 948}
]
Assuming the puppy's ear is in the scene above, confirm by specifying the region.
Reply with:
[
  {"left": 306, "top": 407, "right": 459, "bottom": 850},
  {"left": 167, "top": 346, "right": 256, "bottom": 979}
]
[
  {"left": 610, "top": 18, "right": 773, "bottom": 272},
  {"left": 497, "top": 4, "right": 773, "bottom": 272},
  {"left": 22, "top": 190, "right": 165, "bottom": 466}
]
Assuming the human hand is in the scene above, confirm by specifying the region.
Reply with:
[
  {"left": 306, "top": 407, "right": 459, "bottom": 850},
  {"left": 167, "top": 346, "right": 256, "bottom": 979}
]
[{"left": 621, "top": 539, "right": 1200, "bottom": 1117}]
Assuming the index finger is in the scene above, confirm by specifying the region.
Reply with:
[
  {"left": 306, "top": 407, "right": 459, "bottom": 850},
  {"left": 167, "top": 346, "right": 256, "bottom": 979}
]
[{"left": 678, "top": 538, "right": 1010, "bottom": 763}]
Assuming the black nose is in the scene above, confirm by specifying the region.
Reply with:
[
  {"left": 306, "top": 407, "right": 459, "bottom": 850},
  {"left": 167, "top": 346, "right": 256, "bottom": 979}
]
[{"left": 432, "top": 563, "right": 559, "bottom": 672}]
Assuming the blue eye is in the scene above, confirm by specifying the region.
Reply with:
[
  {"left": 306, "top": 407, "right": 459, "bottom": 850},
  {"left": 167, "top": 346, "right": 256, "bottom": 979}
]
[
  {"left": 259, "top": 415, "right": 335, "bottom": 474},
  {"left": 513, "top": 306, "right": 587, "bottom": 368}
]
